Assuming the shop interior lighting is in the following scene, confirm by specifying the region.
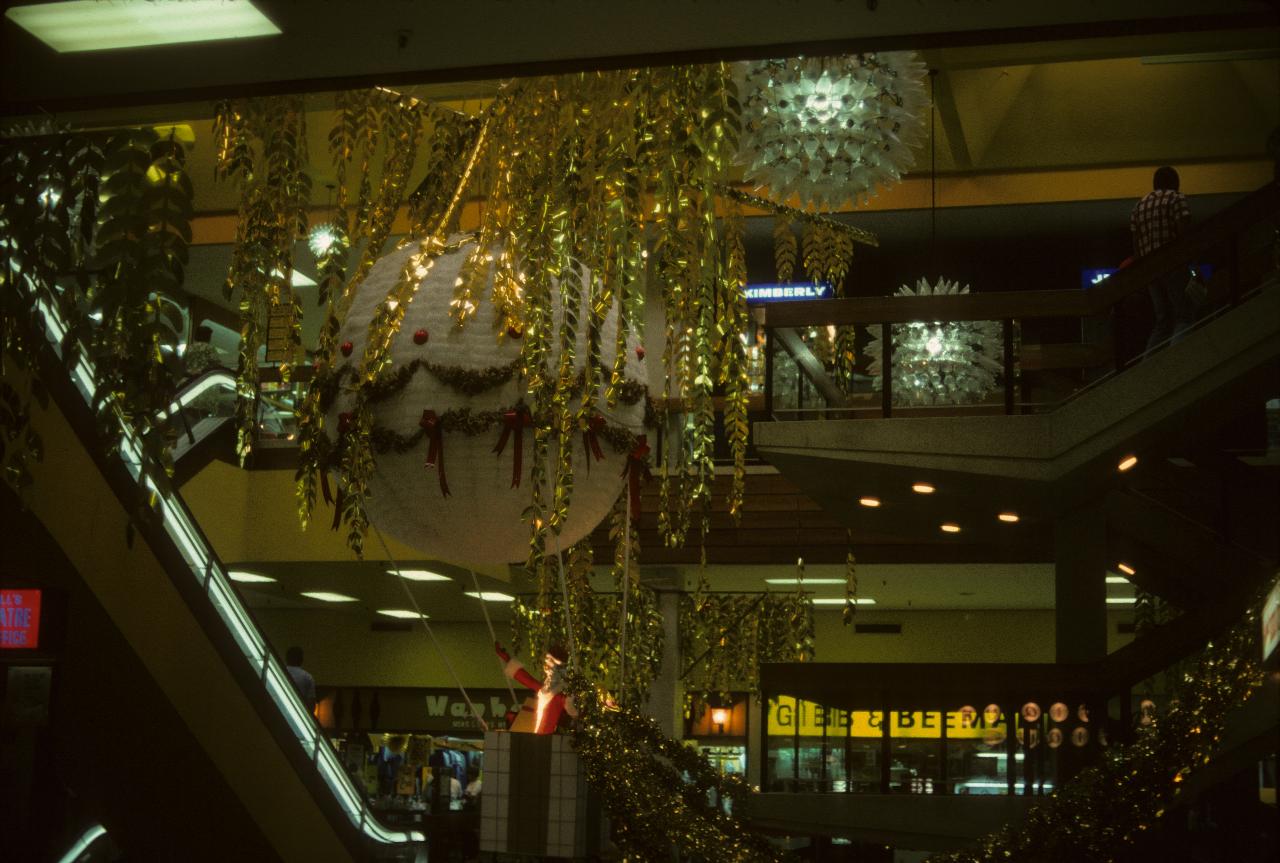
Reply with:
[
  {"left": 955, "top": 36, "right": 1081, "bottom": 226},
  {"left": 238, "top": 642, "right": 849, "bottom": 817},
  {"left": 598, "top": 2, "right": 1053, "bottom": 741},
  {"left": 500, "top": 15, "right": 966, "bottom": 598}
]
[
  {"left": 997, "top": 512, "right": 1020, "bottom": 523},
  {"left": 911, "top": 482, "right": 936, "bottom": 494},
  {"left": 1116, "top": 562, "right": 1136, "bottom": 576},
  {"left": 228, "top": 570, "right": 277, "bottom": 584},
  {"left": 390, "top": 568, "right": 452, "bottom": 582},
  {"left": 765, "top": 577, "right": 846, "bottom": 585},
  {"left": 1117, "top": 454, "right": 1139, "bottom": 472},
  {"left": 858, "top": 496, "right": 881, "bottom": 508},
  {"left": 301, "top": 591, "right": 358, "bottom": 603},
  {"left": 5, "top": 0, "right": 281, "bottom": 53},
  {"left": 1106, "top": 575, "right": 1130, "bottom": 584},
  {"left": 377, "top": 609, "right": 429, "bottom": 620},
  {"left": 940, "top": 523, "right": 962, "bottom": 533},
  {"left": 1106, "top": 597, "right": 1138, "bottom": 605},
  {"left": 810, "top": 597, "right": 877, "bottom": 605},
  {"left": 464, "top": 591, "right": 516, "bottom": 602},
  {"left": 710, "top": 708, "right": 730, "bottom": 725}
]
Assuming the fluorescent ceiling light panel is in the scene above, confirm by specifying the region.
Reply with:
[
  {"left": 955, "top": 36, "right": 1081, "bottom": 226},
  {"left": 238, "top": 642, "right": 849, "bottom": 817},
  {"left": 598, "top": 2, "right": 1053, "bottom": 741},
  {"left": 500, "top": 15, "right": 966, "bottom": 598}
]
[
  {"left": 1106, "top": 575, "right": 1130, "bottom": 584},
  {"left": 464, "top": 591, "right": 515, "bottom": 602},
  {"left": 811, "top": 597, "right": 876, "bottom": 605},
  {"left": 228, "top": 570, "right": 276, "bottom": 584},
  {"left": 301, "top": 591, "right": 357, "bottom": 603},
  {"left": 764, "top": 578, "right": 846, "bottom": 585},
  {"left": 1106, "top": 597, "right": 1138, "bottom": 605},
  {"left": 6, "top": 1, "right": 281, "bottom": 53},
  {"left": 390, "top": 569, "right": 452, "bottom": 582},
  {"left": 377, "top": 609, "right": 428, "bottom": 620}
]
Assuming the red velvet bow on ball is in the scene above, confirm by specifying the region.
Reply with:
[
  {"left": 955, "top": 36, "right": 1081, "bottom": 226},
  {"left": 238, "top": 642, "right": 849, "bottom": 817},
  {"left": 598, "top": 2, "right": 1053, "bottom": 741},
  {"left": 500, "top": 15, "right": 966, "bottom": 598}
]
[
  {"left": 582, "top": 413, "right": 606, "bottom": 467},
  {"left": 492, "top": 406, "right": 533, "bottom": 488},
  {"left": 621, "top": 434, "right": 652, "bottom": 521},
  {"left": 419, "top": 409, "right": 450, "bottom": 497}
]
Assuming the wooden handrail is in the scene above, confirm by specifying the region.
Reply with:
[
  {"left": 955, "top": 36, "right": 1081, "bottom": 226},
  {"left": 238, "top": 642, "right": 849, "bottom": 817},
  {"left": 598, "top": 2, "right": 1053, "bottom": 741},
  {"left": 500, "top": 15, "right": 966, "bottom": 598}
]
[{"left": 760, "top": 181, "right": 1280, "bottom": 328}]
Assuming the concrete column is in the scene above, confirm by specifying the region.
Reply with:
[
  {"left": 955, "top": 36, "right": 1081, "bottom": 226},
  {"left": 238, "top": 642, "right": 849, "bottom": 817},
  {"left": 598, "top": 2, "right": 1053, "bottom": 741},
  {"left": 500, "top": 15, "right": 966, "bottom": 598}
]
[
  {"left": 746, "top": 693, "right": 764, "bottom": 788},
  {"left": 1053, "top": 505, "right": 1108, "bottom": 664},
  {"left": 643, "top": 589, "right": 683, "bottom": 738}
]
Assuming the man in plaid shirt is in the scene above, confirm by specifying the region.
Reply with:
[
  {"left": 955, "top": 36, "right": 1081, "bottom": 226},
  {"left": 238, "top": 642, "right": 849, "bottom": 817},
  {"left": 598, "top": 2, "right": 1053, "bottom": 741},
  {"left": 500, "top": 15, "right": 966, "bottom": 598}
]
[{"left": 1131, "top": 166, "right": 1192, "bottom": 352}]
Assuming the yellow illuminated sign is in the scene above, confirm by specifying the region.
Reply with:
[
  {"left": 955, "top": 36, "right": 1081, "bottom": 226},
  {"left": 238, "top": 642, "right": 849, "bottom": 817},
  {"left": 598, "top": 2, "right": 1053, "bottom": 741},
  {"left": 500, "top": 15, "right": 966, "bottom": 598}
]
[{"left": 767, "top": 696, "right": 1010, "bottom": 740}]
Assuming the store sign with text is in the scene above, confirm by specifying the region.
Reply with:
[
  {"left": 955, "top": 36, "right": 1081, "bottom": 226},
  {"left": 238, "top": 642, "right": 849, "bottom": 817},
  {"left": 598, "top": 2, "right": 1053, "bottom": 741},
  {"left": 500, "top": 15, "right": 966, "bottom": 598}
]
[
  {"left": 745, "top": 282, "right": 833, "bottom": 304},
  {"left": 424, "top": 689, "right": 523, "bottom": 732},
  {"left": 767, "top": 695, "right": 1007, "bottom": 740},
  {"left": 0, "top": 589, "right": 41, "bottom": 649}
]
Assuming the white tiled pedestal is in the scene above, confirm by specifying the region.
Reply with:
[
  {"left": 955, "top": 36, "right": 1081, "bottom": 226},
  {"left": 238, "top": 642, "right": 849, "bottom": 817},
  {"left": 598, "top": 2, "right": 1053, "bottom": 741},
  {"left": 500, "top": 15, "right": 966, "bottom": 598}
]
[{"left": 480, "top": 730, "right": 603, "bottom": 860}]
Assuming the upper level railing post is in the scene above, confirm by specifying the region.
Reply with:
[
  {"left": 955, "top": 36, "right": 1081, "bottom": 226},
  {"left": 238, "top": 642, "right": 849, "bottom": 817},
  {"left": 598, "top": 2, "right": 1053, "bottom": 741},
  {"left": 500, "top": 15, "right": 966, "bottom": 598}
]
[
  {"left": 763, "top": 326, "right": 774, "bottom": 419},
  {"left": 880, "top": 323, "right": 893, "bottom": 419},
  {"left": 1227, "top": 233, "right": 1240, "bottom": 307},
  {"left": 1002, "top": 318, "right": 1015, "bottom": 415}
]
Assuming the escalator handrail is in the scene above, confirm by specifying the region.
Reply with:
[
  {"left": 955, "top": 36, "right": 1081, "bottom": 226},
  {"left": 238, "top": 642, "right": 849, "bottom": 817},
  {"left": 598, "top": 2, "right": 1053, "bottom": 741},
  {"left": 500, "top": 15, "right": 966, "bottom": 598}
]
[{"left": 29, "top": 296, "right": 423, "bottom": 852}]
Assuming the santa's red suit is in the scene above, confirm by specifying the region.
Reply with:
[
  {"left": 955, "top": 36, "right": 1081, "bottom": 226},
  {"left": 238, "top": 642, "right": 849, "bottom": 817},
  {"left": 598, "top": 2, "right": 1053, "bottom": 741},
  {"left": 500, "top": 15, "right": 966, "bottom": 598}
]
[{"left": 495, "top": 643, "right": 577, "bottom": 734}]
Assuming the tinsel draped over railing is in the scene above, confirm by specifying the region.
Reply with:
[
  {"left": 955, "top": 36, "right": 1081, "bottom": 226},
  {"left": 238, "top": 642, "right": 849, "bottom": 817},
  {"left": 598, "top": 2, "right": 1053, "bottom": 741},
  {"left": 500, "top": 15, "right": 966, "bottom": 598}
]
[{"left": 1, "top": 126, "right": 195, "bottom": 538}]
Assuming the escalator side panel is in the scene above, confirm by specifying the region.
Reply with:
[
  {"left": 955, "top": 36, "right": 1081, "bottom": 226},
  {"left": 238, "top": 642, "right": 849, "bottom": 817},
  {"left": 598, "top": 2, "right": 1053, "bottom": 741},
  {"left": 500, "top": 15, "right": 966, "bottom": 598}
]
[{"left": 23, "top": 390, "right": 353, "bottom": 862}]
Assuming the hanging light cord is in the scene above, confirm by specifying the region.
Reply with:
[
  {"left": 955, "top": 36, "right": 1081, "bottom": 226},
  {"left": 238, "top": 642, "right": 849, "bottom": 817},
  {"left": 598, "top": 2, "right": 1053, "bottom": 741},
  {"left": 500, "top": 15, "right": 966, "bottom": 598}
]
[
  {"left": 371, "top": 521, "right": 489, "bottom": 732},
  {"left": 929, "top": 68, "right": 938, "bottom": 276},
  {"left": 617, "top": 490, "right": 632, "bottom": 707}
]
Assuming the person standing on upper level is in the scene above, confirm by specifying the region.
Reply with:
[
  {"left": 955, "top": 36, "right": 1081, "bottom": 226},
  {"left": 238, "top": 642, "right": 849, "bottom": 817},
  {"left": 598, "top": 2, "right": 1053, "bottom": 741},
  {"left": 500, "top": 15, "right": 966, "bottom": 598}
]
[{"left": 1131, "top": 166, "right": 1193, "bottom": 353}]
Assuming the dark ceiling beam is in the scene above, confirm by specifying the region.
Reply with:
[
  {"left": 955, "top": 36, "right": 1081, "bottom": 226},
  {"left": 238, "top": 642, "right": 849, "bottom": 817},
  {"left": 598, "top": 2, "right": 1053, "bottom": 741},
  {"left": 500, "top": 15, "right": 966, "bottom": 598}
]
[
  {"left": 931, "top": 69, "right": 973, "bottom": 171},
  {"left": 2, "top": 8, "right": 1276, "bottom": 116}
]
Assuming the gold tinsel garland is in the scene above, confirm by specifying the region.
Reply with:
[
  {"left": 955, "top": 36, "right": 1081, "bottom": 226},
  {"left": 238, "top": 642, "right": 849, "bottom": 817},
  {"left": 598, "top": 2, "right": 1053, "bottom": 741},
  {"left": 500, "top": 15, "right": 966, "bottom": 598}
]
[
  {"left": 680, "top": 576, "right": 816, "bottom": 704},
  {"left": 568, "top": 670, "right": 794, "bottom": 863}
]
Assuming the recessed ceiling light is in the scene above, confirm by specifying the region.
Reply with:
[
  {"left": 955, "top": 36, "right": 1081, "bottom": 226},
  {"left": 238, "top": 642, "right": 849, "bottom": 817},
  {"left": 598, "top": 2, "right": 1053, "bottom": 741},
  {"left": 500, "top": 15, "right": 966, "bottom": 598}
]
[
  {"left": 811, "top": 597, "right": 876, "bottom": 605},
  {"left": 301, "top": 591, "right": 357, "bottom": 603},
  {"left": 228, "top": 570, "right": 276, "bottom": 584},
  {"left": 940, "top": 523, "right": 961, "bottom": 533},
  {"left": 997, "top": 512, "right": 1019, "bottom": 523},
  {"left": 764, "top": 578, "right": 846, "bottom": 585},
  {"left": 377, "top": 609, "right": 428, "bottom": 620},
  {"left": 390, "top": 569, "right": 451, "bottom": 582},
  {"left": 859, "top": 497, "right": 881, "bottom": 508},
  {"left": 1117, "top": 455, "right": 1138, "bottom": 472},
  {"left": 1106, "top": 597, "right": 1138, "bottom": 605},
  {"left": 464, "top": 591, "right": 515, "bottom": 602},
  {"left": 1116, "top": 563, "right": 1136, "bottom": 576},
  {"left": 5, "top": 0, "right": 281, "bottom": 53},
  {"left": 1106, "top": 575, "right": 1130, "bottom": 584},
  {"left": 911, "top": 483, "right": 935, "bottom": 494}
]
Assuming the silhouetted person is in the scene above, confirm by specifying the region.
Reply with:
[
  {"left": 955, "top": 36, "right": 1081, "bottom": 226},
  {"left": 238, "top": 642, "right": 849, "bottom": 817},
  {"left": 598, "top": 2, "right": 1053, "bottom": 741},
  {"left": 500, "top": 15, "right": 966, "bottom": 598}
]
[
  {"left": 285, "top": 646, "right": 316, "bottom": 714},
  {"left": 1132, "top": 166, "right": 1192, "bottom": 353}
]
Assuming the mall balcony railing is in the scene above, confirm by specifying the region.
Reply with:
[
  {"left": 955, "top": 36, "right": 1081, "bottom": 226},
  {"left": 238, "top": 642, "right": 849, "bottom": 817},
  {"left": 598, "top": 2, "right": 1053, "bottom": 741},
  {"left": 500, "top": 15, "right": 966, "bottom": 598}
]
[{"left": 758, "top": 181, "right": 1280, "bottom": 421}]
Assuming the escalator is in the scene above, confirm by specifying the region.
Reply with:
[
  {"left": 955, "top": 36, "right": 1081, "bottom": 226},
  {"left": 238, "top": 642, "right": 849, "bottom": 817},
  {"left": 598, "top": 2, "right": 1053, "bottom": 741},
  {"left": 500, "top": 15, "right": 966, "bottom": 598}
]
[{"left": 2, "top": 296, "right": 425, "bottom": 860}]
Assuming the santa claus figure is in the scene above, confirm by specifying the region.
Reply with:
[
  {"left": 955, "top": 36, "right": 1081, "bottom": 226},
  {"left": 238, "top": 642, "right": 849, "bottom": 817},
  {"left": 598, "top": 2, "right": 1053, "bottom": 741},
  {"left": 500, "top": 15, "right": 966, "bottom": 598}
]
[{"left": 494, "top": 642, "right": 577, "bottom": 734}]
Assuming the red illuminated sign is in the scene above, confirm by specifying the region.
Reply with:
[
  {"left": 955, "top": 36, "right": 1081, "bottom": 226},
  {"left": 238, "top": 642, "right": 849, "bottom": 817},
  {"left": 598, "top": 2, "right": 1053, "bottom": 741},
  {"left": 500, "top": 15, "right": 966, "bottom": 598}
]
[{"left": 0, "top": 589, "right": 41, "bottom": 649}]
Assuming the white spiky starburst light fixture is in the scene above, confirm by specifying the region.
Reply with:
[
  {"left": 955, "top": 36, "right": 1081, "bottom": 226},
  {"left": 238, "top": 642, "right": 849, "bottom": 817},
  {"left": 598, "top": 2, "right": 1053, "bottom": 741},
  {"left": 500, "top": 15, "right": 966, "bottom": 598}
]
[
  {"left": 738, "top": 52, "right": 929, "bottom": 212},
  {"left": 865, "top": 279, "right": 1003, "bottom": 407}
]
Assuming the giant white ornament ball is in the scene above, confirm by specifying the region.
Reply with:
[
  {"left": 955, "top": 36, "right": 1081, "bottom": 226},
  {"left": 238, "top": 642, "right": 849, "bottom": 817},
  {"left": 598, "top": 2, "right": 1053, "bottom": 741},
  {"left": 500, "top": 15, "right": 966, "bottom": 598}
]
[{"left": 325, "top": 239, "right": 646, "bottom": 564}]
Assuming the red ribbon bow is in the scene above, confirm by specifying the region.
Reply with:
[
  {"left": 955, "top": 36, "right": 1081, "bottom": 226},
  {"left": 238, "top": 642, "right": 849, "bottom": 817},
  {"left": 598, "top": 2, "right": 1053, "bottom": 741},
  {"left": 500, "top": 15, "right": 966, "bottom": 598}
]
[
  {"left": 621, "top": 434, "right": 652, "bottom": 521},
  {"left": 492, "top": 406, "right": 533, "bottom": 488},
  {"left": 583, "top": 413, "right": 606, "bottom": 467},
  {"left": 420, "top": 409, "right": 450, "bottom": 497}
]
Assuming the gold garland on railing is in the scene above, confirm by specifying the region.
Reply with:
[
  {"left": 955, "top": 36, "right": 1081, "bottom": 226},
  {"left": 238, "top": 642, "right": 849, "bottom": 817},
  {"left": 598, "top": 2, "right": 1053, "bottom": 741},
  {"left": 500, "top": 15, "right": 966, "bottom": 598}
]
[
  {"left": 569, "top": 669, "right": 794, "bottom": 863},
  {"left": 928, "top": 584, "right": 1269, "bottom": 863},
  {"left": 1, "top": 125, "right": 194, "bottom": 526}
]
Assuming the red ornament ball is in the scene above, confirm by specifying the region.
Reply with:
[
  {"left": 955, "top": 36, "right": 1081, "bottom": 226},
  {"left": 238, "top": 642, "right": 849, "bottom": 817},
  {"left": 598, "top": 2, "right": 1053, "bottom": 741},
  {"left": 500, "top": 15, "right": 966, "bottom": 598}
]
[
  {"left": 635, "top": 345, "right": 646, "bottom": 360},
  {"left": 413, "top": 328, "right": 429, "bottom": 345},
  {"left": 340, "top": 340, "right": 354, "bottom": 357}
]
